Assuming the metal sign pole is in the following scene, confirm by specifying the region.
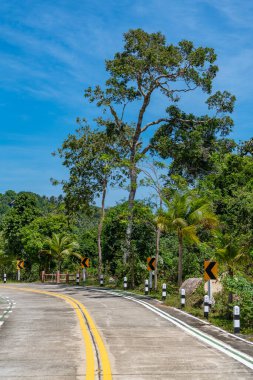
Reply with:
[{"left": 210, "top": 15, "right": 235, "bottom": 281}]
[
  {"left": 149, "top": 270, "right": 152, "bottom": 291},
  {"left": 82, "top": 268, "right": 86, "bottom": 282},
  {"left": 208, "top": 280, "right": 212, "bottom": 307}
]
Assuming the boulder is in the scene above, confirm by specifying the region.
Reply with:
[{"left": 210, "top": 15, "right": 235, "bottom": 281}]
[{"left": 180, "top": 278, "right": 203, "bottom": 295}]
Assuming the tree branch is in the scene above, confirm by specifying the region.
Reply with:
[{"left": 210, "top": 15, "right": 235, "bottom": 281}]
[
  {"left": 109, "top": 105, "right": 120, "bottom": 127},
  {"left": 141, "top": 118, "right": 170, "bottom": 133},
  {"left": 141, "top": 144, "right": 151, "bottom": 155}
]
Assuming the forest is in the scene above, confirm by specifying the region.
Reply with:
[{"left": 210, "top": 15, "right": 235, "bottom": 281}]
[{"left": 0, "top": 29, "right": 252, "bottom": 334}]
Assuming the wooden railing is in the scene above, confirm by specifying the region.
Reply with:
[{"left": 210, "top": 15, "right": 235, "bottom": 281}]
[{"left": 41, "top": 271, "right": 78, "bottom": 284}]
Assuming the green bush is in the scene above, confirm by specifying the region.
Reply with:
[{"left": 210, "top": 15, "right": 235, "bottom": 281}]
[{"left": 223, "top": 275, "right": 253, "bottom": 327}]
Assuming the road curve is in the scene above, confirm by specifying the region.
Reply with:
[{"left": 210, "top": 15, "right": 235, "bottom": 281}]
[
  {"left": 0, "top": 284, "right": 252, "bottom": 380},
  {"left": 0, "top": 284, "right": 111, "bottom": 380}
]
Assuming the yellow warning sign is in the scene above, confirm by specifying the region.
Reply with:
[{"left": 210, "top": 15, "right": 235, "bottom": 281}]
[
  {"left": 17, "top": 260, "right": 25, "bottom": 270},
  {"left": 147, "top": 257, "right": 156, "bottom": 271},
  {"left": 204, "top": 260, "right": 218, "bottom": 281}
]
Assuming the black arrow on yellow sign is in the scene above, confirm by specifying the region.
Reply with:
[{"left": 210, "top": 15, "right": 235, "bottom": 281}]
[
  {"left": 17, "top": 260, "right": 25, "bottom": 270},
  {"left": 147, "top": 257, "right": 156, "bottom": 271},
  {"left": 204, "top": 261, "right": 218, "bottom": 281},
  {"left": 81, "top": 257, "right": 90, "bottom": 268}
]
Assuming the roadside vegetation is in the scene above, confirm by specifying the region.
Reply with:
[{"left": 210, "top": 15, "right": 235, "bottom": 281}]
[{"left": 0, "top": 29, "right": 252, "bottom": 336}]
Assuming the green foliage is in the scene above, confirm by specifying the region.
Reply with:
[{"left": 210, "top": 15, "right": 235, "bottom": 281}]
[
  {"left": 0, "top": 190, "right": 17, "bottom": 224},
  {"left": 55, "top": 122, "right": 127, "bottom": 214},
  {"left": 102, "top": 201, "right": 155, "bottom": 282},
  {"left": 151, "top": 105, "right": 236, "bottom": 182},
  {"left": 40, "top": 233, "right": 80, "bottom": 271},
  {"left": 158, "top": 189, "right": 218, "bottom": 285},
  {"left": 20, "top": 214, "right": 70, "bottom": 268},
  {"left": 199, "top": 153, "right": 253, "bottom": 253},
  {"left": 2, "top": 192, "right": 41, "bottom": 257},
  {"left": 222, "top": 276, "right": 253, "bottom": 327}
]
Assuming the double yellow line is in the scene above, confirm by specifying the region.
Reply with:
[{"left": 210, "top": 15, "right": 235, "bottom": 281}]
[{"left": 5, "top": 286, "right": 112, "bottom": 380}]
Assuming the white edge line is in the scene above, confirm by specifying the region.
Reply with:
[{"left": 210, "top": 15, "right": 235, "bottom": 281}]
[
  {"left": 171, "top": 307, "right": 210, "bottom": 325},
  {"left": 172, "top": 307, "right": 253, "bottom": 345},
  {"left": 128, "top": 296, "right": 253, "bottom": 370},
  {"left": 93, "top": 287, "right": 253, "bottom": 346},
  {"left": 93, "top": 288, "right": 253, "bottom": 370}
]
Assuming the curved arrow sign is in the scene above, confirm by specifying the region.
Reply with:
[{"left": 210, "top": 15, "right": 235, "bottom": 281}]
[
  {"left": 17, "top": 260, "right": 25, "bottom": 270},
  {"left": 81, "top": 257, "right": 90, "bottom": 268},
  {"left": 204, "top": 261, "right": 218, "bottom": 281},
  {"left": 147, "top": 257, "right": 156, "bottom": 271}
]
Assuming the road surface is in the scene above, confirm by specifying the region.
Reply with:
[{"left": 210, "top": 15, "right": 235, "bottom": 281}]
[{"left": 0, "top": 284, "right": 252, "bottom": 379}]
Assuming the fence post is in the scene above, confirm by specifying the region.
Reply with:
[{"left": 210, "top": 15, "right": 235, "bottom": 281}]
[
  {"left": 66, "top": 273, "right": 69, "bottom": 284},
  {"left": 233, "top": 306, "right": 240, "bottom": 334},
  {"left": 41, "top": 271, "right": 45, "bottom": 283},
  {"left": 124, "top": 276, "right": 127, "bottom": 290},
  {"left": 204, "top": 295, "right": 209, "bottom": 319},
  {"left": 56, "top": 271, "right": 60, "bottom": 284},
  {"left": 162, "top": 283, "right": 166, "bottom": 300},
  {"left": 180, "top": 288, "right": 185, "bottom": 308}
]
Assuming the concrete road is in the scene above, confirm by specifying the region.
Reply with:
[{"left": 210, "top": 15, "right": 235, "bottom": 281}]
[
  {"left": 0, "top": 286, "right": 86, "bottom": 379},
  {"left": 0, "top": 284, "right": 252, "bottom": 380}
]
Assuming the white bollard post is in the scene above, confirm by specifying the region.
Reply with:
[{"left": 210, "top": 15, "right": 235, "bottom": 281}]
[
  {"left": 162, "top": 283, "right": 166, "bottom": 300},
  {"left": 145, "top": 279, "right": 149, "bottom": 295},
  {"left": 3, "top": 273, "right": 7, "bottom": 283},
  {"left": 76, "top": 272, "right": 80, "bottom": 286},
  {"left": 100, "top": 275, "right": 104, "bottom": 286},
  {"left": 204, "top": 295, "right": 209, "bottom": 319},
  {"left": 17, "top": 269, "right": 20, "bottom": 281},
  {"left": 124, "top": 276, "right": 127, "bottom": 290},
  {"left": 180, "top": 288, "right": 185, "bottom": 308},
  {"left": 233, "top": 306, "right": 240, "bottom": 334}
]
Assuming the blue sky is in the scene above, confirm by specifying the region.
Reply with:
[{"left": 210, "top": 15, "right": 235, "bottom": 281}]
[{"left": 0, "top": 0, "right": 253, "bottom": 205}]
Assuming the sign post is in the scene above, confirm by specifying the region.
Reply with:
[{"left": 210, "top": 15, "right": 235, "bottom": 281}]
[
  {"left": 149, "top": 270, "right": 153, "bottom": 291},
  {"left": 204, "top": 261, "right": 218, "bottom": 309},
  {"left": 17, "top": 260, "right": 24, "bottom": 281},
  {"left": 81, "top": 257, "right": 89, "bottom": 283}
]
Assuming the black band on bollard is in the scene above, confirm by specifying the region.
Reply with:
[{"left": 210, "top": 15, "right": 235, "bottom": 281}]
[
  {"left": 233, "top": 306, "right": 240, "bottom": 334},
  {"left": 204, "top": 295, "right": 209, "bottom": 319}
]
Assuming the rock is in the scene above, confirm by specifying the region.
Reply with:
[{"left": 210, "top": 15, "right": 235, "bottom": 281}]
[{"left": 180, "top": 278, "right": 203, "bottom": 295}]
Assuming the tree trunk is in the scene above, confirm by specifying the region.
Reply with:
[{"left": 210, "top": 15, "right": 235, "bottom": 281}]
[
  {"left": 154, "top": 227, "right": 161, "bottom": 291},
  {"left": 124, "top": 161, "right": 137, "bottom": 264},
  {"left": 98, "top": 180, "right": 107, "bottom": 279},
  {"left": 178, "top": 230, "right": 183, "bottom": 287},
  {"left": 226, "top": 267, "right": 234, "bottom": 319},
  {"left": 154, "top": 198, "right": 162, "bottom": 291}
]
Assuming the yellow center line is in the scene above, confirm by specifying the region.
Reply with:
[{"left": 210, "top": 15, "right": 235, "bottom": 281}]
[
  {"left": 69, "top": 297, "right": 112, "bottom": 380},
  {"left": 3, "top": 286, "right": 112, "bottom": 380}
]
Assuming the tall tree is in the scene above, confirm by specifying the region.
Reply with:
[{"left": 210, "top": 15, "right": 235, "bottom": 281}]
[
  {"left": 55, "top": 122, "right": 127, "bottom": 277},
  {"left": 85, "top": 28, "right": 234, "bottom": 265}
]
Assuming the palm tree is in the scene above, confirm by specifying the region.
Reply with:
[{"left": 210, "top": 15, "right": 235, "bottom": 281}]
[
  {"left": 215, "top": 234, "right": 246, "bottom": 311},
  {"left": 40, "top": 233, "right": 80, "bottom": 271},
  {"left": 158, "top": 191, "right": 218, "bottom": 286}
]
